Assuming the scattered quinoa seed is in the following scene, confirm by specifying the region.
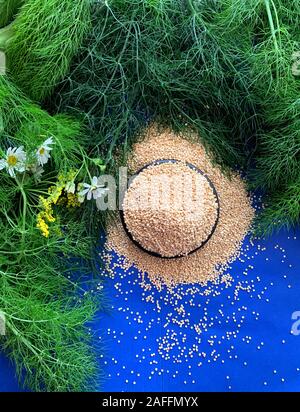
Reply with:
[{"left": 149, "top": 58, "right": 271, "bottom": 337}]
[{"left": 106, "top": 124, "right": 255, "bottom": 289}]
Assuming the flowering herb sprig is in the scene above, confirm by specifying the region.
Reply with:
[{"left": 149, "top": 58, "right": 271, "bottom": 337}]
[
  {"left": 0, "top": 138, "right": 108, "bottom": 238},
  {"left": 0, "top": 136, "right": 54, "bottom": 180},
  {"left": 37, "top": 172, "right": 108, "bottom": 238}
]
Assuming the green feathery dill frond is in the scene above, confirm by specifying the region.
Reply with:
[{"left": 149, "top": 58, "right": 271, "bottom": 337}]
[
  {"left": 0, "top": 175, "right": 104, "bottom": 391},
  {"left": 224, "top": 0, "right": 300, "bottom": 233},
  {"left": 49, "top": 0, "right": 256, "bottom": 169},
  {"left": 0, "top": 0, "right": 23, "bottom": 28},
  {"left": 0, "top": 279, "right": 100, "bottom": 392},
  {"left": 254, "top": 176, "right": 300, "bottom": 237},
  {"left": 0, "top": 74, "right": 104, "bottom": 392},
  {"left": 49, "top": 0, "right": 300, "bottom": 235},
  {"left": 0, "top": 75, "right": 88, "bottom": 171},
  {"left": 4, "top": 0, "right": 91, "bottom": 101}
]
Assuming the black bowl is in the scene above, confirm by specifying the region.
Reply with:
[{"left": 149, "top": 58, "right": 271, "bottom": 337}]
[{"left": 119, "top": 159, "right": 220, "bottom": 259}]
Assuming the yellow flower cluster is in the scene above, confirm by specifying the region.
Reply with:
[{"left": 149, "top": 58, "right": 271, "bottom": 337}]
[
  {"left": 36, "top": 214, "right": 49, "bottom": 238},
  {"left": 47, "top": 173, "right": 67, "bottom": 204},
  {"left": 57, "top": 196, "right": 67, "bottom": 206},
  {"left": 66, "top": 193, "right": 81, "bottom": 208},
  {"left": 47, "top": 185, "right": 63, "bottom": 204},
  {"left": 36, "top": 197, "right": 56, "bottom": 238},
  {"left": 36, "top": 170, "right": 80, "bottom": 237}
]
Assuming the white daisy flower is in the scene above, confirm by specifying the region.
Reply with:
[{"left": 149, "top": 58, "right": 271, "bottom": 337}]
[
  {"left": 36, "top": 137, "right": 54, "bottom": 166},
  {"left": 65, "top": 181, "right": 76, "bottom": 194},
  {"left": 78, "top": 176, "right": 108, "bottom": 201},
  {"left": 0, "top": 146, "right": 26, "bottom": 177}
]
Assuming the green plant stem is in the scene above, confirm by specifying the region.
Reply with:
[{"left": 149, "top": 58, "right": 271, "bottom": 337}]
[
  {"left": 15, "top": 175, "right": 27, "bottom": 259},
  {"left": 264, "top": 0, "right": 278, "bottom": 52},
  {"left": 80, "top": 146, "right": 92, "bottom": 180},
  {"left": 270, "top": 0, "right": 281, "bottom": 48},
  {"left": 4, "top": 318, "right": 68, "bottom": 383},
  {"left": 5, "top": 319, "right": 40, "bottom": 358}
]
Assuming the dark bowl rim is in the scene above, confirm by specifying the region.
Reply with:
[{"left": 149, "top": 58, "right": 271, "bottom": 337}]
[{"left": 119, "top": 158, "right": 220, "bottom": 259}]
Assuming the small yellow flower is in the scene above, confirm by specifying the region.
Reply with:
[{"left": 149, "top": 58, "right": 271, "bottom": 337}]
[
  {"left": 36, "top": 213, "right": 50, "bottom": 238},
  {"left": 51, "top": 187, "right": 63, "bottom": 205},
  {"left": 36, "top": 169, "right": 80, "bottom": 237},
  {"left": 45, "top": 211, "right": 55, "bottom": 222},
  {"left": 66, "top": 192, "right": 81, "bottom": 208},
  {"left": 39, "top": 196, "right": 50, "bottom": 210},
  {"left": 37, "top": 196, "right": 56, "bottom": 237},
  {"left": 57, "top": 196, "right": 67, "bottom": 206}
]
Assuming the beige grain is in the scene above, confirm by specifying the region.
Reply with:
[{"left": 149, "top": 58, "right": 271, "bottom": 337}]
[{"left": 105, "top": 124, "right": 255, "bottom": 289}]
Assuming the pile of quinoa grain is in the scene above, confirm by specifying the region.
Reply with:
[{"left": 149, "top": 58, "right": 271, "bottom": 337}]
[
  {"left": 122, "top": 161, "right": 219, "bottom": 258},
  {"left": 105, "top": 123, "right": 255, "bottom": 289}
]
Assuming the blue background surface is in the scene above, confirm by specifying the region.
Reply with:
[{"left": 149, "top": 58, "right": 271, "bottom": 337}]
[{"left": 1, "top": 228, "right": 300, "bottom": 392}]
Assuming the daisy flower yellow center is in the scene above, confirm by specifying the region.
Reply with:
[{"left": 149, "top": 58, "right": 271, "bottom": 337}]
[
  {"left": 39, "top": 148, "right": 45, "bottom": 155},
  {"left": 7, "top": 155, "right": 18, "bottom": 167}
]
